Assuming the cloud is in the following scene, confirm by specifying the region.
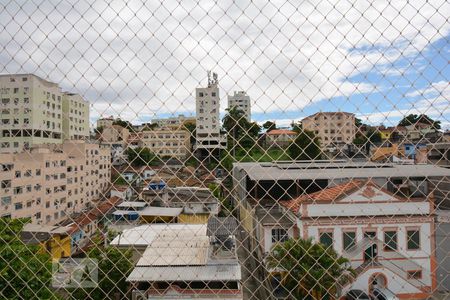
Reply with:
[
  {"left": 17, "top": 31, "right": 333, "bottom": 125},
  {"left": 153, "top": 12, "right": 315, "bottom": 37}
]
[
  {"left": 358, "top": 80, "right": 450, "bottom": 128},
  {"left": 0, "top": 0, "right": 448, "bottom": 125}
]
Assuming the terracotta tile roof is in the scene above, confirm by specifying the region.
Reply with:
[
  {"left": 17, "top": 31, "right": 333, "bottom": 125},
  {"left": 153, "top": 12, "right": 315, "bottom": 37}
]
[
  {"left": 280, "top": 179, "right": 366, "bottom": 214},
  {"left": 266, "top": 129, "right": 297, "bottom": 135},
  {"left": 67, "top": 196, "right": 122, "bottom": 234}
]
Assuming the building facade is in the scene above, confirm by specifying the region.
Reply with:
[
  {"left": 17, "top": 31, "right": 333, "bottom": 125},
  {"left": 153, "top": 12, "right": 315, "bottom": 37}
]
[
  {"left": 0, "top": 74, "right": 89, "bottom": 152},
  {"left": 151, "top": 114, "right": 195, "bottom": 129},
  {"left": 0, "top": 141, "right": 110, "bottom": 225},
  {"left": 139, "top": 128, "right": 190, "bottom": 159},
  {"left": 302, "top": 112, "right": 356, "bottom": 150},
  {"left": 228, "top": 91, "right": 251, "bottom": 121},
  {"left": 265, "top": 129, "right": 297, "bottom": 148},
  {"left": 280, "top": 180, "right": 436, "bottom": 298},
  {"left": 195, "top": 72, "right": 226, "bottom": 157}
]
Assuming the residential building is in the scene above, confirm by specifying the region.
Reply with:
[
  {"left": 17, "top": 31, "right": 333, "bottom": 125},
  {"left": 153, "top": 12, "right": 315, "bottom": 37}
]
[
  {"left": 0, "top": 140, "right": 111, "bottom": 225},
  {"left": 301, "top": 112, "right": 356, "bottom": 150},
  {"left": 265, "top": 129, "right": 297, "bottom": 148},
  {"left": 228, "top": 91, "right": 251, "bottom": 121},
  {"left": 139, "top": 128, "right": 190, "bottom": 159},
  {"left": 21, "top": 223, "right": 73, "bottom": 259},
  {"left": 280, "top": 179, "right": 436, "bottom": 298},
  {"left": 195, "top": 72, "right": 226, "bottom": 158},
  {"left": 151, "top": 114, "right": 195, "bottom": 129},
  {"left": 21, "top": 196, "right": 121, "bottom": 257},
  {"left": 100, "top": 125, "right": 130, "bottom": 145},
  {"left": 111, "top": 223, "right": 242, "bottom": 299},
  {"left": 0, "top": 74, "right": 89, "bottom": 152},
  {"left": 142, "top": 186, "right": 220, "bottom": 224},
  {"left": 96, "top": 116, "right": 115, "bottom": 128},
  {"left": 62, "top": 93, "right": 90, "bottom": 140}
]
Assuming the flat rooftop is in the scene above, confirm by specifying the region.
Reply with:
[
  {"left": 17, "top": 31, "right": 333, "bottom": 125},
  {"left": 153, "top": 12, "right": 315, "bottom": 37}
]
[{"left": 233, "top": 161, "right": 450, "bottom": 181}]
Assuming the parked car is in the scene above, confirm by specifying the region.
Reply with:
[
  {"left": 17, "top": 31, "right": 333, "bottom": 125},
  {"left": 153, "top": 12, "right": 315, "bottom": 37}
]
[
  {"left": 346, "top": 289, "right": 370, "bottom": 300},
  {"left": 371, "top": 288, "right": 399, "bottom": 300}
]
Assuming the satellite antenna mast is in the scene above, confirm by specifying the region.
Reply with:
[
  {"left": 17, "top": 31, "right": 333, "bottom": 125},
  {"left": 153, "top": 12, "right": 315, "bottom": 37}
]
[{"left": 207, "top": 70, "right": 211, "bottom": 87}]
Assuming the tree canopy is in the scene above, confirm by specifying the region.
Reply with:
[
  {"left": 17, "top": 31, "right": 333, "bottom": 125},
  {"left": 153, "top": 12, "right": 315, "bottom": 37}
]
[
  {"left": 266, "top": 238, "right": 355, "bottom": 299},
  {"left": 222, "top": 107, "right": 261, "bottom": 154},
  {"left": 125, "top": 147, "right": 161, "bottom": 167},
  {"left": 112, "top": 119, "right": 134, "bottom": 131},
  {"left": 262, "top": 121, "right": 277, "bottom": 132},
  {"left": 398, "top": 114, "right": 441, "bottom": 130},
  {"left": 287, "top": 130, "right": 321, "bottom": 160},
  {"left": 0, "top": 218, "right": 59, "bottom": 299}
]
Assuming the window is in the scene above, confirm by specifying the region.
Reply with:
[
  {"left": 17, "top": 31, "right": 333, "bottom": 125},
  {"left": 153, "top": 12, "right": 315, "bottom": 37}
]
[
  {"left": 407, "top": 270, "right": 422, "bottom": 279},
  {"left": 1, "top": 196, "right": 11, "bottom": 205},
  {"left": 271, "top": 228, "right": 288, "bottom": 243},
  {"left": 407, "top": 229, "right": 420, "bottom": 250},
  {"left": 384, "top": 230, "right": 398, "bottom": 251},
  {"left": 319, "top": 231, "right": 333, "bottom": 247},
  {"left": 1, "top": 180, "right": 11, "bottom": 189},
  {"left": 13, "top": 88, "right": 18, "bottom": 94},
  {"left": 343, "top": 231, "right": 356, "bottom": 251},
  {"left": 15, "top": 203, "right": 23, "bottom": 210},
  {"left": 199, "top": 92, "right": 204, "bottom": 97}
]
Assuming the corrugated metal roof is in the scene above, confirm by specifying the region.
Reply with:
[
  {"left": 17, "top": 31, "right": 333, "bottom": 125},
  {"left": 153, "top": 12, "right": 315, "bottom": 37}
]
[
  {"left": 207, "top": 217, "right": 238, "bottom": 237},
  {"left": 117, "top": 201, "right": 147, "bottom": 208},
  {"left": 126, "top": 264, "right": 241, "bottom": 282},
  {"left": 110, "top": 224, "right": 207, "bottom": 246},
  {"left": 139, "top": 206, "right": 183, "bottom": 217},
  {"left": 234, "top": 162, "right": 450, "bottom": 181},
  {"left": 137, "top": 235, "right": 209, "bottom": 266}
]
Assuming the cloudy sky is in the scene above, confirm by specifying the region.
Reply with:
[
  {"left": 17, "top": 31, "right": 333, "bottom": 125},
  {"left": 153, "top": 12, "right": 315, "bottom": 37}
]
[{"left": 0, "top": 0, "right": 448, "bottom": 128}]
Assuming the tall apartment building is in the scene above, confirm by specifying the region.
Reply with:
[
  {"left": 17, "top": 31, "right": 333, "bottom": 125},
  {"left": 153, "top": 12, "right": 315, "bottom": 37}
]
[
  {"left": 139, "top": 128, "right": 191, "bottom": 159},
  {"left": 195, "top": 72, "right": 226, "bottom": 157},
  {"left": 62, "top": 93, "right": 90, "bottom": 140},
  {"left": 302, "top": 112, "right": 356, "bottom": 149},
  {"left": 0, "top": 74, "right": 89, "bottom": 152},
  {"left": 0, "top": 141, "right": 110, "bottom": 225},
  {"left": 228, "top": 91, "right": 251, "bottom": 121}
]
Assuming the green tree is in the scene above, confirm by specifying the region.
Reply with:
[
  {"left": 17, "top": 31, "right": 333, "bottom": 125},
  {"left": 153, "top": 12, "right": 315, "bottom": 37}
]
[
  {"left": 263, "top": 121, "right": 277, "bottom": 132},
  {"left": 398, "top": 114, "right": 441, "bottom": 130},
  {"left": 222, "top": 107, "right": 261, "bottom": 155},
  {"left": 112, "top": 119, "right": 133, "bottom": 131},
  {"left": 291, "top": 121, "right": 302, "bottom": 133},
  {"left": 183, "top": 122, "right": 197, "bottom": 146},
  {"left": 266, "top": 238, "right": 354, "bottom": 299},
  {"left": 140, "top": 123, "right": 158, "bottom": 131},
  {"left": 0, "top": 218, "right": 59, "bottom": 299},
  {"left": 69, "top": 244, "right": 133, "bottom": 299},
  {"left": 125, "top": 147, "right": 160, "bottom": 167},
  {"left": 287, "top": 130, "right": 321, "bottom": 160}
]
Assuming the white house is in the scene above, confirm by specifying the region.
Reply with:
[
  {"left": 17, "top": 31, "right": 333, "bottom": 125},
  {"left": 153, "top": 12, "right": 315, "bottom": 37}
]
[{"left": 280, "top": 179, "right": 436, "bottom": 299}]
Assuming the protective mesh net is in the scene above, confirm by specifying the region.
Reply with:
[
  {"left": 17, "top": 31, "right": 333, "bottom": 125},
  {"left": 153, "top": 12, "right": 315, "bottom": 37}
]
[{"left": 0, "top": 0, "right": 449, "bottom": 299}]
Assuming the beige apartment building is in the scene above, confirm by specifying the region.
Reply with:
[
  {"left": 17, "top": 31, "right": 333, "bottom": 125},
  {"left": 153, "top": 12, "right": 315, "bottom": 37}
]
[
  {"left": 0, "top": 74, "right": 89, "bottom": 152},
  {"left": 0, "top": 141, "right": 110, "bottom": 225},
  {"left": 139, "top": 128, "right": 191, "bottom": 159},
  {"left": 302, "top": 112, "right": 356, "bottom": 149},
  {"left": 100, "top": 125, "right": 130, "bottom": 145},
  {"left": 151, "top": 114, "right": 195, "bottom": 129},
  {"left": 96, "top": 116, "right": 115, "bottom": 128}
]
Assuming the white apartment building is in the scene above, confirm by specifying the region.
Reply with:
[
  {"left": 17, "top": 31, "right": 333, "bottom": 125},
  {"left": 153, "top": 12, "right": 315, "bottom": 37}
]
[
  {"left": 0, "top": 141, "right": 110, "bottom": 225},
  {"left": 228, "top": 91, "right": 251, "bottom": 121},
  {"left": 0, "top": 74, "right": 89, "bottom": 152},
  {"left": 151, "top": 114, "right": 195, "bottom": 129},
  {"left": 139, "top": 128, "right": 191, "bottom": 159},
  {"left": 302, "top": 112, "right": 356, "bottom": 150},
  {"left": 195, "top": 72, "right": 226, "bottom": 156}
]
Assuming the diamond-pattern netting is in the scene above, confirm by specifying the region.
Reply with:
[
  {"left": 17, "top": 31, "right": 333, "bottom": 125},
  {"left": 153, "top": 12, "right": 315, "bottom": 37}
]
[{"left": 0, "top": 0, "right": 449, "bottom": 299}]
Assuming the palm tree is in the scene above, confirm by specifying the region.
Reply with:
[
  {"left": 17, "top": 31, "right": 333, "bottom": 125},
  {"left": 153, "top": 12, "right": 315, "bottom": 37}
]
[{"left": 266, "top": 238, "right": 355, "bottom": 299}]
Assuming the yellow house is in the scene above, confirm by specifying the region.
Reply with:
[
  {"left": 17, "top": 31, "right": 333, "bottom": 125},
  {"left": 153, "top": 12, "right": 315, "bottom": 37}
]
[
  {"left": 371, "top": 143, "right": 405, "bottom": 161},
  {"left": 21, "top": 224, "right": 72, "bottom": 259}
]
